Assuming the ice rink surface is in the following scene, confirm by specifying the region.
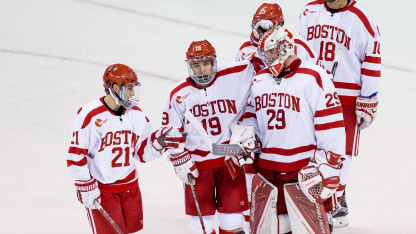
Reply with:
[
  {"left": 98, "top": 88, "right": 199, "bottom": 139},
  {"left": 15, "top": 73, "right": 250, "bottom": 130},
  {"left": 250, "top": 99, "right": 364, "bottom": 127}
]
[{"left": 1, "top": 0, "right": 415, "bottom": 233}]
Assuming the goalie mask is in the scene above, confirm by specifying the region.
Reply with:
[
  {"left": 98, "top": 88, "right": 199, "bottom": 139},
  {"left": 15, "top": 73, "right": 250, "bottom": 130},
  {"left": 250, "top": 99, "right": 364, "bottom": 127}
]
[
  {"left": 103, "top": 64, "right": 141, "bottom": 109},
  {"left": 252, "top": 3, "right": 284, "bottom": 29},
  {"left": 186, "top": 40, "right": 217, "bottom": 87},
  {"left": 258, "top": 27, "right": 295, "bottom": 67}
]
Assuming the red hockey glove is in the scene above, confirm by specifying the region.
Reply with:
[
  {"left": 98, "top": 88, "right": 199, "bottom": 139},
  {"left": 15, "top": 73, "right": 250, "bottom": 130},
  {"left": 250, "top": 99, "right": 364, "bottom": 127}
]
[
  {"left": 170, "top": 151, "right": 199, "bottom": 185},
  {"left": 298, "top": 149, "right": 342, "bottom": 203},
  {"left": 151, "top": 127, "right": 185, "bottom": 153},
  {"left": 356, "top": 95, "right": 378, "bottom": 130},
  {"left": 75, "top": 177, "right": 100, "bottom": 209}
]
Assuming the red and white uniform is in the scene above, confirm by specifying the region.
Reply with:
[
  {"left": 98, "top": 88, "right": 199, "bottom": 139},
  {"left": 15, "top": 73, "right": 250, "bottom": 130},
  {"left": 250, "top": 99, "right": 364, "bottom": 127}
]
[
  {"left": 235, "top": 37, "right": 319, "bottom": 73},
  {"left": 162, "top": 61, "right": 254, "bottom": 216},
  {"left": 244, "top": 60, "right": 346, "bottom": 172},
  {"left": 241, "top": 59, "right": 346, "bottom": 213},
  {"left": 68, "top": 97, "right": 161, "bottom": 233},
  {"left": 299, "top": 0, "right": 381, "bottom": 156}
]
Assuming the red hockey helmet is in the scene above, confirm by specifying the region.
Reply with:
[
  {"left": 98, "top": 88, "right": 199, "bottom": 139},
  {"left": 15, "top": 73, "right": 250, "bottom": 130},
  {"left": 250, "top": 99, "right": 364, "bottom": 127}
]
[
  {"left": 252, "top": 3, "right": 284, "bottom": 27},
  {"left": 186, "top": 40, "right": 217, "bottom": 86},
  {"left": 103, "top": 64, "right": 141, "bottom": 109}
]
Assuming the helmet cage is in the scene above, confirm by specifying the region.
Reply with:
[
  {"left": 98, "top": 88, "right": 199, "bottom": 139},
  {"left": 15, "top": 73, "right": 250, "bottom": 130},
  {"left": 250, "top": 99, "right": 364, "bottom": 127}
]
[
  {"left": 107, "top": 81, "right": 141, "bottom": 109},
  {"left": 186, "top": 56, "right": 217, "bottom": 86}
]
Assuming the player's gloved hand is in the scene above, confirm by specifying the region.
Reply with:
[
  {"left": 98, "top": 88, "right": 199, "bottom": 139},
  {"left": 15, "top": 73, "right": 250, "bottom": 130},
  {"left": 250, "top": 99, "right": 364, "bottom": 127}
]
[
  {"left": 151, "top": 127, "right": 185, "bottom": 153},
  {"left": 298, "top": 149, "right": 343, "bottom": 203},
  {"left": 356, "top": 95, "right": 378, "bottom": 130},
  {"left": 170, "top": 151, "right": 199, "bottom": 185},
  {"left": 251, "top": 20, "right": 275, "bottom": 44},
  {"left": 75, "top": 177, "right": 100, "bottom": 209},
  {"left": 229, "top": 124, "right": 257, "bottom": 164}
]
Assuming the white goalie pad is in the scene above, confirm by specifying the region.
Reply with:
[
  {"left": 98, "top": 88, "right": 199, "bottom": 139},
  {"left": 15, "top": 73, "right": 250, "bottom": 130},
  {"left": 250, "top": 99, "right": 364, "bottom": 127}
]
[
  {"left": 250, "top": 174, "right": 278, "bottom": 234},
  {"left": 284, "top": 183, "right": 331, "bottom": 234}
]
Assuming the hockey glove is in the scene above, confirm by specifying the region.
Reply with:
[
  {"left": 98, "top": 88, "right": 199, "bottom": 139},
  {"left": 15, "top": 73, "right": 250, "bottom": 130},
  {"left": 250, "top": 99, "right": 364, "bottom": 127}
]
[
  {"left": 356, "top": 95, "right": 378, "bottom": 130},
  {"left": 75, "top": 177, "right": 100, "bottom": 209},
  {"left": 298, "top": 149, "right": 342, "bottom": 203},
  {"left": 251, "top": 20, "right": 275, "bottom": 45},
  {"left": 151, "top": 126, "right": 185, "bottom": 153},
  {"left": 170, "top": 151, "right": 199, "bottom": 185},
  {"left": 229, "top": 123, "right": 257, "bottom": 163}
]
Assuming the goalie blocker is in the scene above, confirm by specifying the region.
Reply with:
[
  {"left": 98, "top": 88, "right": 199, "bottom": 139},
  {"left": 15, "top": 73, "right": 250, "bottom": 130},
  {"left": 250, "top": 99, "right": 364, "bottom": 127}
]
[{"left": 250, "top": 174, "right": 330, "bottom": 234}]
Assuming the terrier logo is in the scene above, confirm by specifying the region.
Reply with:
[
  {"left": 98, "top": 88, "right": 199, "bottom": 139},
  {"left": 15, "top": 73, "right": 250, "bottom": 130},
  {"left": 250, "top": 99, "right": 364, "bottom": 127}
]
[
  {"left": 95, "top": 118, "right": 108, "bottom": 127},
  {"left": 175, "top": 93, "right": 191, "bottom": 104}
]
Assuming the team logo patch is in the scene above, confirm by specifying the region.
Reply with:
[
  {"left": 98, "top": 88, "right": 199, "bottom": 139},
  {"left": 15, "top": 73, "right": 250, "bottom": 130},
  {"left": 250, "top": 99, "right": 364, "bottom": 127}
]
[
  {"left": 175, "top": 93, "right": 191, "bottom": 104},
  {"left": 95, "top": 118, "right": 108, "bottom": 127},
  {"left": 302, "top": 8, "right": 317, "bottom": 16},
  {"left": 253, "top": 78, "right": 263, "bottom": 84}
]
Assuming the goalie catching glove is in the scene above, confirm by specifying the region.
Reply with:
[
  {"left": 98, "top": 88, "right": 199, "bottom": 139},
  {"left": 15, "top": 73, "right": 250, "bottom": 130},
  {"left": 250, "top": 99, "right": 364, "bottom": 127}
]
[
  {"left": 356, "top": 95, "right": 378, "bottom": 130},
  {"left": 151, "top": 126, "right": 185, "bottom": 153},
  {"left": 298, "top": 149, "right": 343, "bottom": 203},
  {"left": 229, "top": 123, "right": 258, "bottom": 163},
  {"left": 75, "top": 177, "right": 100, "bottom": 209}
]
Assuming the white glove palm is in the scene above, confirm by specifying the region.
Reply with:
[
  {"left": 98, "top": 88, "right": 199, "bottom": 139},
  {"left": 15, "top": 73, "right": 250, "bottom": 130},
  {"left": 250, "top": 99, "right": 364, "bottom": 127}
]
[
  {"left": 151, "top": 127, "right": 185, "bottom": 153},
  {"left": 298, "top": 149, "right": 342, "bottom": 203},
  {"left": 252, "top": 20, "right": 275, "bottom": 42},
  {"left": 75, "top": 178, "right": 100, "bottom": 209},
  {"left": 356, "top": 95, "right": 378, "bottom": 130},
  {"left": 229, "top": 124, "right": 257, "bottom": 164}
]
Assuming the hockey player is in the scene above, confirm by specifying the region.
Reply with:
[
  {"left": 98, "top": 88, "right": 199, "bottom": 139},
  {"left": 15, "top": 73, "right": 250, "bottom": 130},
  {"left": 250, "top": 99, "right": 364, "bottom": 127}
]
[
  {"left": 67, "top": 64, "right": 184, "bottom": 234},
  {"left": 241, "top": 26, "right": 346, "bottom": 233},
  {"left": 299, "top": 0, "right": 381, "bottom": 227},
  {"left": 235, "top": 3, "right": 318, "bottom": 73},
  {"left": 161, "top": 40, "right": 255, "bottom": 234},
  {"left": 234, "top": 3, "right": 319, "bottom": 231}
]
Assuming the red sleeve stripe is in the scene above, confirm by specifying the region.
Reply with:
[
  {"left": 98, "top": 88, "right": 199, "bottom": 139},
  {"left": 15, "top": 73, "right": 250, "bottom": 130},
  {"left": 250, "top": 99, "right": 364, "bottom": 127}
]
[
  {"left": 363, "top": 56, "right": 381, "bottom": 64},
  {"left": 262, "top": 144, "right": 316, "bottom": 156},
  {"left": 315, "top": 120, "right": 345, "bottom": 131},
  {"left": 239, "top": 41, "right": 252, "bottom": 50},
  {"left": 294, "top": 39, "right": 315, "bottom": 58},
  {"left": 306, "top": 0, "right": 324, "bottom": 6},
  {"left": 82, "top": 105, "right": 107, "bottom": 129},
  {"left": 169, "top": 80, "right": 193, "bottom": 103},
  {"left": 333, "top": 81, "right": 361, "bottom": 90},
  {"left": 67, "top": 157, "right": 87, "bottom": 167},
  {"left": 136, "top": 138, "right": 148, "bottom": 163},
  {"left": 68, "top": 146, "right": 88, "bottom": 156},
  {"left": 216, "top": 64, "right": 248, "bottom": 78},
  {"left": 349, "top": 7, "right": 376, "bottom": 38},
  {"left": 189, "top": 149, "right": 210, "bottom": 157},
  {"left": 361, "top": 68, "right": 381, "bottom": 77},
  {"left": 297, "top": 68, "right": 323, "bottom": 90},
  {"left": 314, "top": 106, "right": 343, "bottom": 117}
]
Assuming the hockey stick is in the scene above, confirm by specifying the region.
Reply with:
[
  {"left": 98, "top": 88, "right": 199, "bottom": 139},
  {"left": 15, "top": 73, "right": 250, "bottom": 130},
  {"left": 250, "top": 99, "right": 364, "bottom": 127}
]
[
  {"left": 188, "top": 174, "right": 206, "bottom": 234},
  {"left": 184, "top": 109, "right": 213, "bottom": 152},
  {"left": 93, "top": 200, "right": 124, "bottom": 234},
  {"left": 331, "top": 48, "right": 342, "bottom": 77}
]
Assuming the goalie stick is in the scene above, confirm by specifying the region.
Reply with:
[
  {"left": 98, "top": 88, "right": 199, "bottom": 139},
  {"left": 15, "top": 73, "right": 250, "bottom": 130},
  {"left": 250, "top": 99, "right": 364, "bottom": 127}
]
[{"left": 94, "top": 200, "right": 124, "bottom": 234}]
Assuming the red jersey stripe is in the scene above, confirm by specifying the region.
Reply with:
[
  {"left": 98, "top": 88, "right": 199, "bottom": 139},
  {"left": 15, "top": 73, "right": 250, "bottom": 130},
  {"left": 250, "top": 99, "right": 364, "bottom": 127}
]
[
  {"left": 315, "top": 106, "right": 343, "bottom": 117},
  {"left": 333, "top": 81, "right": 361, "bottom": 90},
  {"left": 315, "top": 120, "right": 345, "bottom": 131},
  {"left": 339, "top": 95, "right": 357, "bottom": 106},
  {"left": 169, "top": 80, "right": 193, "bottom": 103},
  {"left": 296, "top": 68, "right": 323, "bottom": 90},
  {"left": 294, "top": 39, "right": 315, "bottom": 58},
  {"left": 81, "top": 105, "right": 107, "bottom": 129},
  {"left": 361, "top": 68, "right": 381, "bottom": 77},
  {"left": 67, "top": 157, "right": 87, "bottom": 167},
  {"left": 68, "top": 146, "right": 88, "bottom": 156},
  {"left": 349, "top": 7, "right": 376, "bottom": 38},
  {"left": 136, "top": 138, "right": 148, "bottom": 163},
  {"left": 262, "top": 144, "right": 316, "bottom": 156},
  {"left": 239, "top": 41, "right": 252, "bottom": 50},
  {"left": 189, "top": 149, "right": 210, "bottom": 157},
  {"left": 306, "top": 0, "right": 324, "bottom": 6},
  {"left": 257, "top": 158, "right": 310, "bottom": 172},
  {"left": 363, "top": 56, "right": 381, "bottom": 64}
]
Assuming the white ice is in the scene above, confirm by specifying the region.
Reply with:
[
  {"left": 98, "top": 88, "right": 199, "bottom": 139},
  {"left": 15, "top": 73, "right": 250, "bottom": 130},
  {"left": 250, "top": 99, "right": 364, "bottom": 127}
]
[{"left": 1, "top": 0, "right": 415, "bottom": 233}]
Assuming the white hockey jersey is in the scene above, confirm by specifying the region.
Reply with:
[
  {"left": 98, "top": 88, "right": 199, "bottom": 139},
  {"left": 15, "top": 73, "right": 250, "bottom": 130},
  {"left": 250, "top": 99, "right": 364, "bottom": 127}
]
[
  {"left": 242, "top": 60, "right": 346, "bottom": 172},
  {"left": 235, "top": 37, "right": 319, "bottom": 73},
  {"left": 299, "top": 0, "right": 381, "bottom": 104},
  {"left": 67, "top": 97, "right": 161, "bottom": 193},
  {"left": 162, "top": 61, "right": 254, "bottom": 169}
]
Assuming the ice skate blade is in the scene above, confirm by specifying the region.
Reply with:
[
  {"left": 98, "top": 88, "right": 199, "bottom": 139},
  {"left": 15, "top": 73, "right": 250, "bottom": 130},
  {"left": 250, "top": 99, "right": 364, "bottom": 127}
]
[{"left": 333, "top": 216, "right": 349, "bottom": 228}]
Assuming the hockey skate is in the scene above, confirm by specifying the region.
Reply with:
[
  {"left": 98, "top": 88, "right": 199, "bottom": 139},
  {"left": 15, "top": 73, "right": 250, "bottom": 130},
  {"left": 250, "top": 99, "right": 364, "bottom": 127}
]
[{"left": 331, "top": 192, "right": 349, "bottom": 228}]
